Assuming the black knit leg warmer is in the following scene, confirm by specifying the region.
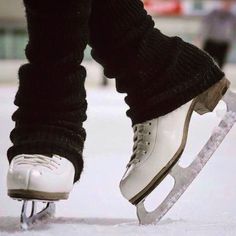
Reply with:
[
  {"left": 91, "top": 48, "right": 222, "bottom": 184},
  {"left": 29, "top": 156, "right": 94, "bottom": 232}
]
[
  {"left": 7, "top": 0, "right": 91, "bottom": 182},
  {"left": 89, "top": 0, "right": 225, "bottom": 125}
]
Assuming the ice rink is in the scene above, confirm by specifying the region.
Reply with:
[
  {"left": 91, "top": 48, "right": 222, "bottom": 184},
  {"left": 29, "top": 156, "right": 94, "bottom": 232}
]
[{"left": 0, "top": 64, "right": 236, "bottom": 235}]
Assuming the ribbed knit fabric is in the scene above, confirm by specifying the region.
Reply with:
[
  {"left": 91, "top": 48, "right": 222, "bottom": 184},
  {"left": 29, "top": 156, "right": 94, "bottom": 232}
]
[
  {"left": 7, "top": 0, "right": 91, "bottom": 182},
  {"left": 89, "top": 0, "right": 225, "bottom": 125}
]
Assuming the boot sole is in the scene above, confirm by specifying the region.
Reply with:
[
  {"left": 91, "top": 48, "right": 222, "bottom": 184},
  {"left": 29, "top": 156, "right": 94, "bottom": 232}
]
[
  {"left": 8, "top": 189, "right": 69, "bottom": 201},
  {"left": 130, "top": 77, "right": 230, "bottom": 205}
]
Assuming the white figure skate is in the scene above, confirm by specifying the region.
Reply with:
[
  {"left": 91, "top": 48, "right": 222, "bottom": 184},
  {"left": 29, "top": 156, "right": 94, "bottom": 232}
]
[
  {"left": 7, "top": 154, "right": 75, "bottom": 229},
  {"left": 120, "top": 78, "right": 236, "bottom": 224}
]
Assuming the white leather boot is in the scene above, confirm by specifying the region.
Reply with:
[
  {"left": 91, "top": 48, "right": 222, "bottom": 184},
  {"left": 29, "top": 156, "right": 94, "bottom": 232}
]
[
  {"left": 7, "top": 154, "right": 75, "bottom": 201},
  {"left": 120, "top": 78, "right": 230, "bottom": 205}
]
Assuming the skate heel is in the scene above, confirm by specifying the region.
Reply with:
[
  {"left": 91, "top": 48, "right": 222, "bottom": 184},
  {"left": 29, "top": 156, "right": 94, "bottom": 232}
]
[{"left": 194, "top": 77, "right": 230, "bottom": 115}]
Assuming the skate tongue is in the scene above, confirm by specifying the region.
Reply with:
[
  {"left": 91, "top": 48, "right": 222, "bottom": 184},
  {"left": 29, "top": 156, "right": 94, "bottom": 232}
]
[
  {"left": 15, "top": 154, "right": 60, "bottom": 170},
  {"left": 129, "top": 122, "right": 151, "bottom": 165}
]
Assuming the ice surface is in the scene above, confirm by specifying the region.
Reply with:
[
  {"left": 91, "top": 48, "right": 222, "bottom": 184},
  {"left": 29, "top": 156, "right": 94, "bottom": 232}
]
[{"left": 0, "top": 85, "right": 236, "bottom": 236}]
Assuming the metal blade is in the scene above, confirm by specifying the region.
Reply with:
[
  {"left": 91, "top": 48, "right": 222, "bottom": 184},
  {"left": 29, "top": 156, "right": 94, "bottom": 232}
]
[
  {"left": 137, "top": 89, "right": 236, "bottom": 225},
  {"left": 21, "top": 200, "right": 56, "bottom": 230}
]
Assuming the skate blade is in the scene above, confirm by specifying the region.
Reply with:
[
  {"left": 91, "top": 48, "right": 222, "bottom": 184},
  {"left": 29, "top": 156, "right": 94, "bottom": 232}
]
[
  {"left": 136, "top": 89, "right": 236, "bottom": 225},
  {"left": 20, "top": 200, "right": 56, "bottom": 230}
]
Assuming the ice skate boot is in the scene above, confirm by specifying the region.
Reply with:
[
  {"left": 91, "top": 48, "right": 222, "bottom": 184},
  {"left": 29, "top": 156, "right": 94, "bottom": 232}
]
[
  {"left": 120, "top": 77, "right": 236, "bottom": 224},
  {"left": 7, "top": 154, "right": 75, "bottom": 229}
]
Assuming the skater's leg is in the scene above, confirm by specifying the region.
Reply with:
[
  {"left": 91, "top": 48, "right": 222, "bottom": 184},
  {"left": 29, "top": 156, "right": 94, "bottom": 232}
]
[
  {"left": 89, "top": 0, "right": 225, "bottom": 125},
  {"left": 7, "top": 0, "right": 91, "bottom": 198},
  {"left": 89, "top": 0, "right": 232, "bottom": 209}
]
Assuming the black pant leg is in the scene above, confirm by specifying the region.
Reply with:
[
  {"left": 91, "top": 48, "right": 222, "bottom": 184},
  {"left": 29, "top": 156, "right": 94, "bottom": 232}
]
[
  {"left": 8, "top": 0, "right": 91, "bottom": 182},
  {"left": 89, "top": 0, "right": 224, "bottom": 125}
]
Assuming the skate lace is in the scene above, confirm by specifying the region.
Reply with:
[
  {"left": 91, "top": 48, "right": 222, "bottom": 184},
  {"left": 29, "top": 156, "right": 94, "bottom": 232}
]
[
  {"left": 14, "top": 154, "right": 61, "bottom": 170},
  {"left": 127, "top": 122, "right": 152, "bottom": 167}
]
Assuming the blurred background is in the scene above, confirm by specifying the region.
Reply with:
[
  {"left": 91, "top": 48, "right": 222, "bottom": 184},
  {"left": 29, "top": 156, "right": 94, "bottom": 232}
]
[{"left": 0, "top": 0, "right": 236, "bottom": 84}]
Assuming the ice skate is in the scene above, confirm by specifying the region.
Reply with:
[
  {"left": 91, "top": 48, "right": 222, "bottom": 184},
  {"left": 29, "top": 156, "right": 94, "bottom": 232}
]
[
  {"left": 7, "top": 154, "right": 75, "bottom": 229},
  {"left": 120, "top": 77, "right": 236, "bottom": 224}
]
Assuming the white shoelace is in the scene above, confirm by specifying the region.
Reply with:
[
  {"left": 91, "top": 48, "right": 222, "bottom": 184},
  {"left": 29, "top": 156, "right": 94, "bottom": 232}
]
[
  {"left": 14, "top": 154, "right": 61, "bottom": 170},
  {"left": 127, "top": 122, "right": 152, "bottom": 167}
]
